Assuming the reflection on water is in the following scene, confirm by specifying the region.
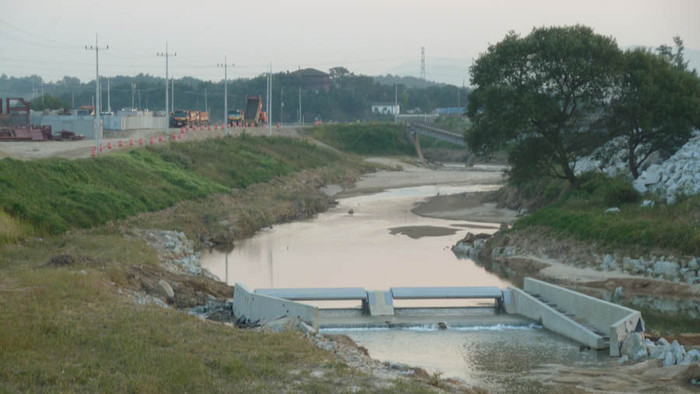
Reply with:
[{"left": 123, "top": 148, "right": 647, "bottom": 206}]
[{"left": 201, "top": 184, "right": 512, "bottom": 290}]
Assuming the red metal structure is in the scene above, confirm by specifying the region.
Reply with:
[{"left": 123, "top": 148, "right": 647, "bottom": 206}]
[{"left": 0, "top": 97, "right": 53, "bottom": 141}]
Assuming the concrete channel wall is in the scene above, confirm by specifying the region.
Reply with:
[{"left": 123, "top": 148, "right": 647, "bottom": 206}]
[
  {"left": 233, "top": 283, "right": 319, "bottom": 330},
  {"left": 518, "top": 278, "right": 644, "bottom": 356},
  {"left": 506, "top": 287, "right": 607, "bottom": 350}
]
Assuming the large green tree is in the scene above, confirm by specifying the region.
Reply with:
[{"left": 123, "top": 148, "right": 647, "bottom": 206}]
[
  {"left": 466, "top": 25, "right": 622, "bottom": 187},
  {"left": 606, "top": 48, "right": 700, "bottom": 179}
]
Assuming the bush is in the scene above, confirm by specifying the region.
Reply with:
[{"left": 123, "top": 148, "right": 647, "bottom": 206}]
[{"left": 580, "top": 174, "right": 640, "bottom": 206}]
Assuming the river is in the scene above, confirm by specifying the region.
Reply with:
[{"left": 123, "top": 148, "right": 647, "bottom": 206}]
[{"left": 201, "top": 167, "right": 611, "bottom": 391}]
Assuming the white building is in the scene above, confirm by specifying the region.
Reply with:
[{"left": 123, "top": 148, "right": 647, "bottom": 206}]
[{"left": 371, "top": 103, "right": 400, "bottom": 116}]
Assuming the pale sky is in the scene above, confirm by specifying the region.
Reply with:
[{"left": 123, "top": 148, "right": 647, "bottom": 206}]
[{"left": 1, "top": 0, "right": 698, "bottom": 85}]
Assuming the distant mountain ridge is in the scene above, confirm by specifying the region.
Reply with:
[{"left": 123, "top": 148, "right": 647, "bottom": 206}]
[{"left": 385, "top": 48, "right": 700, "bottom": 87}]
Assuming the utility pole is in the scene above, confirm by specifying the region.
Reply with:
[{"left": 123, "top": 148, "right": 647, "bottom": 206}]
[
  {"left": 280, "top": 86, "right": 284, "bottom": 126},
  {"left": 267, "top": 63, "right": 272, "bottom": 136},
  {"left": 171, "top": 78, "right": 174, "bottom": 113},
  {"left": 85, "top": 34, "right": 108, "bottom": 153},
  {"left": 217, "top": 58, "right": 233, "bottom": 136},
  {"left": 394, "top": 84, "right": 398, "bottom": 124},
  {"left": 107, "top": 77, "right": 111, "bottom": 113},
  {"left": 420, "top": 47, "right": 426, "bottom": 80},
  {"left": 157, "top": 42, "right": 176, "bottom": 138},
  {"left": 298, "top": 86, "right": 302, "bottom": 125},
  {"left": 204, "top": 88, "right": 208, "bottom": 114},
  {"left": 131, "top": 83, "right": 136, "bottom": 109}
]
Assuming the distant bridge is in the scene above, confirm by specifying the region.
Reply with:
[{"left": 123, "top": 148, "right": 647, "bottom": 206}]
[{"left": 404, "top": 121, "right": 467, "bottom": 148}]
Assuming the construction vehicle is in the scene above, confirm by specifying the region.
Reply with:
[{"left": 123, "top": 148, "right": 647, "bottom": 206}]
[
  {"left": 227, "top": 109, "right": 243, "bottom": 126},
  {"left": 170, "top": 110, "right": 209, "bottom": 127},
  {"left": 170, "top": 110, "right": 188, "bottom": 127},
  {"left": 242, "top": 95, "right": 267, "bottom": 127}
]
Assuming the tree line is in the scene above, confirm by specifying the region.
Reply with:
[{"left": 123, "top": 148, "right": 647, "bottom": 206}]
[
  {"left": 466, "top": 25, "right": 700, "bottom": 185},
  {"left": 0, "top": 70, "right": 468, "bottom": 124}
]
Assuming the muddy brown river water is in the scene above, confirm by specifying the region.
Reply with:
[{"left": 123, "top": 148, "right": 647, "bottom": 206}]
[{"left": 201, "top": 179, "right": 612, "bottom": 392}]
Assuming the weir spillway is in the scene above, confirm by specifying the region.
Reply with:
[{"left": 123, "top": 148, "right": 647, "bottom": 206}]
[{"left": 233, "top": 278, "right": 645, "bottom": 356}]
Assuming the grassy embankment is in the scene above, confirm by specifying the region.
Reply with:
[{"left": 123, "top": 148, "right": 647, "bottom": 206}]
[
  {"left": 512, "top": 174, "right": 700, "bottom": 256},
  {"left": 504, "top": 174, "right": 700, "bottom": 334},
  {"left": 0, "top": 129, "right": 440, "bottom": 392}
]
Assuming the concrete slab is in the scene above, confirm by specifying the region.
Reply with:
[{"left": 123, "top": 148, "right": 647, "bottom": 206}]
[
  {"left": 255, "top": 287, "right": 367, "bottom": 301},
  {"left": 391, "top": 286, "right": 503, "bottom": 299}
]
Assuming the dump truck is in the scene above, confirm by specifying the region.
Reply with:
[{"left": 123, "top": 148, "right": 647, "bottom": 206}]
[
  {"left": 196, "top": 111, "right": 209, "bottom": 126},
  {"left": 243, "top": 95, "right": 267, "bottom": 127},
  {"left": 170, "top": 110, "right": 188, "bottom": 127},
  {"left": 170, "top": 110, "right": 209, "bottom": 127},
  {"left": 227, "top": 109, "right": 243, "bottom": 126}
]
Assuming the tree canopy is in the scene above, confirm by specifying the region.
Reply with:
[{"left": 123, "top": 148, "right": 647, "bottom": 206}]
[
  {"left": 467, "top": 25, "right": 623, "bottom": 187},
  {"left": 606, "top": 48, "right": 700, "bottom": 178},
  {"left": 30, "top": 94, "right": 70, "bottom": 111}
]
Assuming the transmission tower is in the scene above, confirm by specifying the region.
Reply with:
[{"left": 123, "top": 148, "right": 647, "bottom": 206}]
[{"left": 420, "top": 47, "right": 426, "bottom": 80}]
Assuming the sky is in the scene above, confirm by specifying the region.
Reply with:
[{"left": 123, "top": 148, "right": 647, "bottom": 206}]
[{"left": 1, "top": 0, "right": 699, "bottom": 86}]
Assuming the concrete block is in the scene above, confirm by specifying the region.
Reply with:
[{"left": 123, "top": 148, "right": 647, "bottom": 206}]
[
  {"left": 255, "top": 287, "right": 367, "bottom": 301},
  {"left": 367, "top": 290, "right": 394, "bottom": 316},
  {"left": 233, "top": 283, "right": 319, "bottom": 330}
]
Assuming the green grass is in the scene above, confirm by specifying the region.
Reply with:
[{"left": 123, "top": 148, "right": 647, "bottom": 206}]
[
  {"left": 304, "top": 123, "right": 415, "bottom": 156},
  {"left": 514, "top": 175, "right": 700, "bottom": 254},
  {"left": 0, "top": 265, "right": 368, "bottom": 393},
  {"left": 0, "top": 136, "right": 345, "bottom": 236},
  {"left": 0, "top": 210, "right": 30, "bottom": 246}
]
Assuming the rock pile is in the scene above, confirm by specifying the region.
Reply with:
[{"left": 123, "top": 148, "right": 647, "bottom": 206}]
[
  {"left": 137, "top": 229, "right": 218, "bottom": 280},
  {"left": 575, "top": 132, "right": 700, "bottom": 204},
  {"left": 632, "top": 133, "right": 700, "bottom": 203},
  {"left": 599, "top": 254, "right": 700, "bottom": 285},
  {"left": 619, "top": 333, "right": 700, "bottom": 367}
]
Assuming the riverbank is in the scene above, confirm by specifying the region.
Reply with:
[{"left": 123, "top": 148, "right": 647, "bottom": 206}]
[{"left": 0, "top": 140, "right": 485, "bottom": 392}]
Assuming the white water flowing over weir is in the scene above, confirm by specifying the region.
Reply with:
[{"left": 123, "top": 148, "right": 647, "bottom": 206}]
[{"left": 201, "top": 180, "right": 611, "bottom": 391}]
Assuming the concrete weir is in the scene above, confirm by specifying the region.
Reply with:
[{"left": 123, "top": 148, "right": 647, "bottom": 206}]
[{"left": 232, "top": 278, "right": 644, "bottom": 356}]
